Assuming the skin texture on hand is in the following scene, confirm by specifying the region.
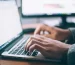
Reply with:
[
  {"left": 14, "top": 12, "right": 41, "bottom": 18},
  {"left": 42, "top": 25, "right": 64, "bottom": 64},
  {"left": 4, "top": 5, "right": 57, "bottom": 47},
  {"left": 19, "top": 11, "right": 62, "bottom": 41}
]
[
  {"left": 25, "top": 35, "right": 71, "bottom": 59},
  {"left": 34, "top": 24, "right": 71, "bottom": 41}
]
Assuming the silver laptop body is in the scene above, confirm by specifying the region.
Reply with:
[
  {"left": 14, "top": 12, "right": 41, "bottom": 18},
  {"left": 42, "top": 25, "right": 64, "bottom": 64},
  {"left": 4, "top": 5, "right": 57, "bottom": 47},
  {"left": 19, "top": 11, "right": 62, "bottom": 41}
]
[{"left": 0, "top": 0, "right": 61, "bottom": 62}]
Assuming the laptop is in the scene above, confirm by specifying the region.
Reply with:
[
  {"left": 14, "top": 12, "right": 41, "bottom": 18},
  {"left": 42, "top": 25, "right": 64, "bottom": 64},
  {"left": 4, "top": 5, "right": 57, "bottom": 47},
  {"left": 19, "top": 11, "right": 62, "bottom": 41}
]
[{"left": 0, "top": 0, "right": 61, "bottom": 62}]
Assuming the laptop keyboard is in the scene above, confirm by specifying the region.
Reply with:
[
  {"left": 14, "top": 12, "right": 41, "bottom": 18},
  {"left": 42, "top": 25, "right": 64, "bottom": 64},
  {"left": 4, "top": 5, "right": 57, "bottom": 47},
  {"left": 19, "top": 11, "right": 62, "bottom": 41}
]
[{"left": 8, "top": 36, "right": 38, "bottom": 56}]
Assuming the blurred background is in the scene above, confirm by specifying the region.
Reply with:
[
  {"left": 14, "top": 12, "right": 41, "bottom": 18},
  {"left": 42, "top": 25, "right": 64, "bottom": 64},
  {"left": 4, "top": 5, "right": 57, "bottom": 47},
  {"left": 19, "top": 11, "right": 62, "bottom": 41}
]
[{"left": 1, "top": 0, "right": 75, "bottom": 29}]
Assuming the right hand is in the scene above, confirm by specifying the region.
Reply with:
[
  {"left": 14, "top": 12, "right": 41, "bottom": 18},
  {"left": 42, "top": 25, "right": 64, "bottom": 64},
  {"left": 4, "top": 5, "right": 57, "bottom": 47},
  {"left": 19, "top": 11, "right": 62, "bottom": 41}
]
[
  {"left": 25, "top": 35, "right": 71, "bottom": 59},
  {"left": 34, "top": 24, "right": 71, "bottom": 41}
]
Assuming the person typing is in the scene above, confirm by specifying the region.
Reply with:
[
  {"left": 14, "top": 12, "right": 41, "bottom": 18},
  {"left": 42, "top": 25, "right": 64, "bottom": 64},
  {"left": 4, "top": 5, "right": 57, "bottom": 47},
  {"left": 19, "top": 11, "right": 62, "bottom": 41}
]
[{"left": 25, "top": 24, "right": 75, "bottom": 65}]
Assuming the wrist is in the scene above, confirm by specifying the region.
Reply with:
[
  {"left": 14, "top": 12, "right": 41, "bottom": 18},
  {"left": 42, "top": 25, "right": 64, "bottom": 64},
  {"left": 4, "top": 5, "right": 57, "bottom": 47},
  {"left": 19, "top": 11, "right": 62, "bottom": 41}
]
[
  {"left": 64, "top": 29, "right": 71, "bottom": 40},
  {"left": 61, "top": 44, "right": 71, "bottom": 63}
]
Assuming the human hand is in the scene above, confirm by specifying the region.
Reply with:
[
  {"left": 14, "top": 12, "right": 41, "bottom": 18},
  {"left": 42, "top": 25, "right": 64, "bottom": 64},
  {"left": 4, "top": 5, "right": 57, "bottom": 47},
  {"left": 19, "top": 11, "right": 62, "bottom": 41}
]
[
  {"left": 34, "top": 24, "right": 71, "bottom": 41},
  {"left": 25, "top": 35, "right": 71, "bottom": 59}
]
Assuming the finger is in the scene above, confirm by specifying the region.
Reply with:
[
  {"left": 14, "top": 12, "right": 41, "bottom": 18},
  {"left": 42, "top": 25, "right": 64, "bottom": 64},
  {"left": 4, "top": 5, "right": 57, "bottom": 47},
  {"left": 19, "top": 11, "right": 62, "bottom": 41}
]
[
  {"left": 43, "top": 34, "right": 52, "bottom": 38},
  {"left": 36, "top": 34, "right": 53, "bottom": 40},
  {"left": 25, "top": 37, "right": 32, "bottom": 51},
  {"left": 27, "top": 39, "right": 46, "bottom": 51},
  {"left": 29, "top": 44, "right": 53, "bottom": 58},
  {"left": 31, "top": 35, "right": 49, "bottom": 43},
  {"left": 33, "top": 35, "right": 45, "bottom": 41},
  {"left": 34, "top": 24, "right": 48, "bottom": 35},
  {"left": 25, "top": 35, "right": 45, "bottom": 51},
  {"left": 33, "top": 35, "right": 49, "bottom": 41},
  {"left": 34, "top": 27, "right": 42, "bottom": 35},
  {"left": 34, "top": 35, "right": 54, "bottom": 43},
  {"left": 45, "top": 26, "right": 54, "bottom": 33},
  {"left": 29, "top": 44, "right": 45, "bottom": 54},
  {"left": 25, "top": 35, "right": 53, "bottom": 51},
  {"left": 43, "top": 34, "right": 58, "bottom": 40}
]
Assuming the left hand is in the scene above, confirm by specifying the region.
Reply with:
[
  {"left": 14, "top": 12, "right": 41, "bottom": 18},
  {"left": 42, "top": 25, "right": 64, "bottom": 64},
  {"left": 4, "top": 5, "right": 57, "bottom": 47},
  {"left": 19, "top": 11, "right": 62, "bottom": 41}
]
[
  {"left": 25, "top": 35, "right": 71, "bottom": 59},
  {"left": 34, "top": 24, "right": 71, "bottom": 41}
]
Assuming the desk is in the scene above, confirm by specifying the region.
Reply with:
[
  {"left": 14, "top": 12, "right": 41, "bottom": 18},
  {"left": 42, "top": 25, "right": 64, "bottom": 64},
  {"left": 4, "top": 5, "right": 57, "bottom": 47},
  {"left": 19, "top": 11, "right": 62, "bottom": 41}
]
[
  {"left": 0, "top": 24, "right": 66, "bottom": 65},
  {"left": 0, "top": 59, "right": 64, "bottom": 65}
]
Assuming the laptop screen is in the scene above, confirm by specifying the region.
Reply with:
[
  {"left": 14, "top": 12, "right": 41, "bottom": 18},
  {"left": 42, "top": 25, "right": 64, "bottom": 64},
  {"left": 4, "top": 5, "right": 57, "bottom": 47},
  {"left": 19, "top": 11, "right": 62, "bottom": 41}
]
[{"left": 0, "top": 1, "right": 22, "bottom": 46}]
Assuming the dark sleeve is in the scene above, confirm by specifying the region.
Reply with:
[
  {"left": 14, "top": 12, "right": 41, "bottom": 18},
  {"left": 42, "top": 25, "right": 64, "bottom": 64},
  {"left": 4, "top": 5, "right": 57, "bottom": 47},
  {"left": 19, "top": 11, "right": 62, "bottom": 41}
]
[
  {"left": 67, "top": 28, "right": 75, "bottom": 65},
  {"left": 68, "top": 28, "right": 75, "bottom": 43},
  {"left": 67, "top": 44, "right": 75, "bottom": 65}
]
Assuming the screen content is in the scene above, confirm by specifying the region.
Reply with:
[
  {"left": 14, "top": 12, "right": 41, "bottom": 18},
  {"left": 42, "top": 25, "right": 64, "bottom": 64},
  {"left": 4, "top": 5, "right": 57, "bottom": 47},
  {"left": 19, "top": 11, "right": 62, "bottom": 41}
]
[
  {"left": 22, "top": 0, "right": 75, "bottom": 15},
  {"left": 0, "top": 1, "right": 22, "bottom": 46}
]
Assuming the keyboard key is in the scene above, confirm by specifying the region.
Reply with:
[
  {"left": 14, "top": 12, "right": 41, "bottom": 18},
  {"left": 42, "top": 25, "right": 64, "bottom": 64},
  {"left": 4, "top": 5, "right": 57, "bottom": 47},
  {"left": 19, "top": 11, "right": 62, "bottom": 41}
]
[
  {"left": 26, "top": 51, "right": 30, "bottom": 56},
  {"left": 21, "top": 50, "right": 27, "bottom": 55},
  {"left": 31, "top": 50, "right": 38, "bottom": 56},
  {"left": 8, "top": 36, "right": 29, "bottom": 55}
]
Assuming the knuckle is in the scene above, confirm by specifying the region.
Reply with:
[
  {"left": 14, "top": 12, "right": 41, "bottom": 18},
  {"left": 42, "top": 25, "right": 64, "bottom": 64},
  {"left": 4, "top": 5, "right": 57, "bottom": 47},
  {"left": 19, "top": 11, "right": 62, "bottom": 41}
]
[
  {"left": 29, "top": 44, "right": 36, "bottom": 51},
  {"left": 29, "top": 46, "right": 33, "bottom": 50},
  {"left": 34, "top": 44, "right": 37, "bottom": 47},
  {"left": 39, "top": 24, "right": 45, "bottom": 28},
  {"left": 30, "top": 36, "right": 34, "bottom": 39},
  {"left": 45, "top": 48, "right": 49, "bottom": 52}
]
